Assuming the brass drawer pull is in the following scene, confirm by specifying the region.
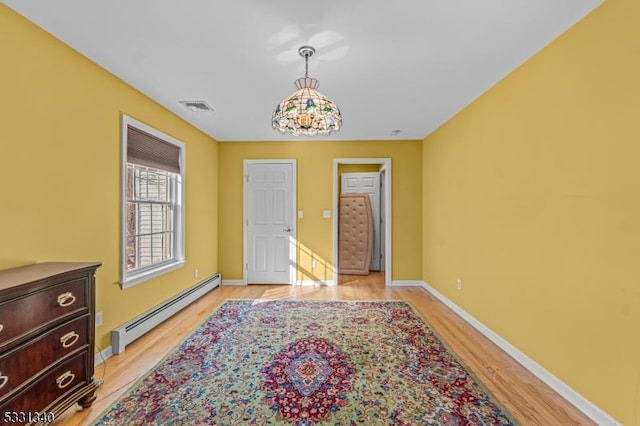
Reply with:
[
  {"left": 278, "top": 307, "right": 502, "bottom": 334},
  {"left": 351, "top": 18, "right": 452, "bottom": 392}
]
[
  {"left": 56, "top": 371, "right": 75, "bottom": 389},
  {"left": 0, "top": 373, "right": 8, "bottom": 390},
  {"left": 56, "top": 292, "right": 77, "bottom": 307},
  {"left": 60, "top": 331, "right": 80, "bottom": 348}
]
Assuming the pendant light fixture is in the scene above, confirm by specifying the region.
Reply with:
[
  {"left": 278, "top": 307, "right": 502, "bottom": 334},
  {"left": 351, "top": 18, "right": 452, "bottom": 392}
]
[{"left": 272, "top": 46, "right": 342, "bottom": 136}]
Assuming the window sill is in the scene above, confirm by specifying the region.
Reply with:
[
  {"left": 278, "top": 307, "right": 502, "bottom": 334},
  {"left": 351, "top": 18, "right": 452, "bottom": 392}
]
[{"left": 120, "top": 260, "right": 185, "bottom": 289}]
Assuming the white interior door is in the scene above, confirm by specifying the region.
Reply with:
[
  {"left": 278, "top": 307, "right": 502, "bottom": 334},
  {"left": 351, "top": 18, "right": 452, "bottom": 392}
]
[
  {"left": 341, "top": 172, "right": 381, "bottom": 271},
  {"left": 245, "top": 161, "right": 296, "bottom": 284}
]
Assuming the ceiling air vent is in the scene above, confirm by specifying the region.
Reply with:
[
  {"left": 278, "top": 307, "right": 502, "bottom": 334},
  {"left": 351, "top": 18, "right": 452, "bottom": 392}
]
[{"left": 179, "top": 100, "right": 214, "bottom": 112}]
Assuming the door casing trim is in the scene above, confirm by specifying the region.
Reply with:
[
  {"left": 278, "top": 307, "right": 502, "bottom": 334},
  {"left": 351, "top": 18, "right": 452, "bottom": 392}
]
[{"left": 333, "top": 158, "right": 392, "bottom": 286}]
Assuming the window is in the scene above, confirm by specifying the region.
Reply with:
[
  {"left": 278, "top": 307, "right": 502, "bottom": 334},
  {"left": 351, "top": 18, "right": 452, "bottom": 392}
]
[{"left": 121, "top": 115, "right": 185, "bottom": 288}]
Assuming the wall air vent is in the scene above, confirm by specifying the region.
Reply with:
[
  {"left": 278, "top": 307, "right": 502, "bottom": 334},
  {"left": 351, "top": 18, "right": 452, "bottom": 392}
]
[{"left": 179, "top": 100, "right": 214, "bottom": 112}]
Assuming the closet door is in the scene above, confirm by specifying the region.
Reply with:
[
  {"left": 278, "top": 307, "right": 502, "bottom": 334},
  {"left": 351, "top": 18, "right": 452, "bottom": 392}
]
[{"left": 245, "top": 161, "right": 296, "bottom": 284}]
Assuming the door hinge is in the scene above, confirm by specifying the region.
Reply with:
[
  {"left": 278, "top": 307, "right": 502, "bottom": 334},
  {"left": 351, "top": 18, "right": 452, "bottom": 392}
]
[
  {"left": 245, "top": 175, "right": 249, "bottom": 183},
  {"left": 245, "top": 263, "right": 248, "bottom": 270}
]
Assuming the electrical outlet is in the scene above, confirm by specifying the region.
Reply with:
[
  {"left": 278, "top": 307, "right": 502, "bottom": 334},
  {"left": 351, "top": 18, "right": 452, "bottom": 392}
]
[
  {"left": 457, "top": 279, "right": 462, "bottom": 290},
  {"left": 95, "top": 311, "right": 103, "bottom": 327},
  {"left": 311, "top": 259, "right": 317, "bottom": 269},
  {"left": 194, "top": 268, "right": 199, "bottom": 278}
]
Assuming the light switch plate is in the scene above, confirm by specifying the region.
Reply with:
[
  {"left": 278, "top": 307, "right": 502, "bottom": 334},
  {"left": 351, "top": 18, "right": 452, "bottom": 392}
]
[
  {"left": 298, "top": 210, "right": 304, "bottom": 219},
  {"left": 322, "top": 210, "right": 331, "bottom": 219}
]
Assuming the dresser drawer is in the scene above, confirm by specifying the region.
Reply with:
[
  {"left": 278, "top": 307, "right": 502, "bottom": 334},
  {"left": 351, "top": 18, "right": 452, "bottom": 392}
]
[
  {"left": 0, "top": 315, "right": 90, "bottom": 399},
  {"left": 0, "top": 351, "right": 88, "bottom": 422},
  {"left": 0, "top": 278, "right": 88, "bottom": 350}
]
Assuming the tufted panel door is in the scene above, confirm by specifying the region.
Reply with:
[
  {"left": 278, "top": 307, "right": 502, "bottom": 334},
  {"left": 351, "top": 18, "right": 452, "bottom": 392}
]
[{"left": 338, "top": 194, "right": 373, "bottom": 275}]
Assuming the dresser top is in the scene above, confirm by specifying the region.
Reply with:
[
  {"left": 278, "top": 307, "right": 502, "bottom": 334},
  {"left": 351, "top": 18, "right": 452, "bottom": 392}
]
[{"left": 0, "top": 262, "right": 102, "bottom": 292}]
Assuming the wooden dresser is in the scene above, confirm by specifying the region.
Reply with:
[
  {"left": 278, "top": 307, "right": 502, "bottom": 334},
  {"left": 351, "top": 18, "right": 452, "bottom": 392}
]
[{"left": 0, "top": 262, "right": 101, "bottom": 425}]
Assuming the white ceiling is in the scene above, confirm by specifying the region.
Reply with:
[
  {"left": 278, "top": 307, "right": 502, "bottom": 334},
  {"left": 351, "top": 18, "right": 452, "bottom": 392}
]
[{"left": 3, "top": 0, "right": 602, "bottom": 142}]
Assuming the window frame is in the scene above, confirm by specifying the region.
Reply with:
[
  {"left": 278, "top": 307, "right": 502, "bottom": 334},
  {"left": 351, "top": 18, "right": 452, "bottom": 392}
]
[{"left": 120, "top": 115, "right": 185, "bottom": 288}]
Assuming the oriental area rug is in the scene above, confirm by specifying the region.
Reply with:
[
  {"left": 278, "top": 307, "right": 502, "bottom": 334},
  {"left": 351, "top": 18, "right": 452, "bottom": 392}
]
[{"left": 92, "top": 300, "right": 517, "bottom": 425}]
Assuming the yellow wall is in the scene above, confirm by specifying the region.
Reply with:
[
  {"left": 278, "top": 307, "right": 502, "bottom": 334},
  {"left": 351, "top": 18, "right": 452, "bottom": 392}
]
[
  {"left": 219, "top": 141, "right": 422, "bottom": 282},
  {"left": 0, "top": 5, "right": 219, "bottom": 350},
  {"left": 422, "top": 0, "right": 638, "bottom": 423},
  {"left": 338, "top": 164, "right": 381, "bottom": 174}
]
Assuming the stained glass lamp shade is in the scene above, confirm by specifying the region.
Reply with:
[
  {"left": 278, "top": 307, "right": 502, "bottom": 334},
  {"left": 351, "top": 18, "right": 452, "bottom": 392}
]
[{"left": 272, "top": 46, "right": 342, "bottom": 136}]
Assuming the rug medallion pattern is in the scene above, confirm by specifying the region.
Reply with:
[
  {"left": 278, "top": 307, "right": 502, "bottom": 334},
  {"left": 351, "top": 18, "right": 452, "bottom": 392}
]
[{"left": 93, "top": 300, "right": 516, "bottom": 425}]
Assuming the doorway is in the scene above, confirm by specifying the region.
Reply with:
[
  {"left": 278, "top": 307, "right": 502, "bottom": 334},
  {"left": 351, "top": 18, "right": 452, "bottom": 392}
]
[
  {"left": 333, "top": 158, "right": 391, "bottom": 286},
  {"left": 340, "top": 171, "right": 383, "bottom": 271},
  {"left": 244, "top": 160, "right": 297, "bottom": 284}
]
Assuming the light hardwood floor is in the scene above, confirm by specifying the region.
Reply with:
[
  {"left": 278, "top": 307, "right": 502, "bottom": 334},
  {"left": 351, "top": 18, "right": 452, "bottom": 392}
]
[{"left": 56, "top": 273, "right": 594, "bottom": 425}]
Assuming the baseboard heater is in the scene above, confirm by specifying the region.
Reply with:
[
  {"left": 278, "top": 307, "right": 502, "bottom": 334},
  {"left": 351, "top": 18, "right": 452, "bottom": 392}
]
[{"left": 111, "top": 272, "right": 221, "bottom": 355}]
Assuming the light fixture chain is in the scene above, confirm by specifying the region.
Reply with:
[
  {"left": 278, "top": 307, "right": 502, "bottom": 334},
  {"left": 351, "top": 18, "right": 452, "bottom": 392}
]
[{"left": 305, "top": 53, "right": 309, "bottom": 78}]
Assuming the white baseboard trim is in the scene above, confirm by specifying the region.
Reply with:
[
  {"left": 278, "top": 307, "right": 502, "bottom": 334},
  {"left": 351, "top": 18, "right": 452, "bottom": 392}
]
[
  {"left": 296, "top": 279, "right": 336, "bottom": 287},
  {"left": 222, "top": 280, "right": 246, "bottom": 286},
  {"left": 390, "top": 280, "right": 424, "bottom": 287},
  {"left": 420, "top": 281, "right": 620, "bottom": 426},
  {"left": 223, "top": 280, "right": 337, "bottom": 286},
  {"left": 95, "top": 345, "right": 113, "bottom": 367}
]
